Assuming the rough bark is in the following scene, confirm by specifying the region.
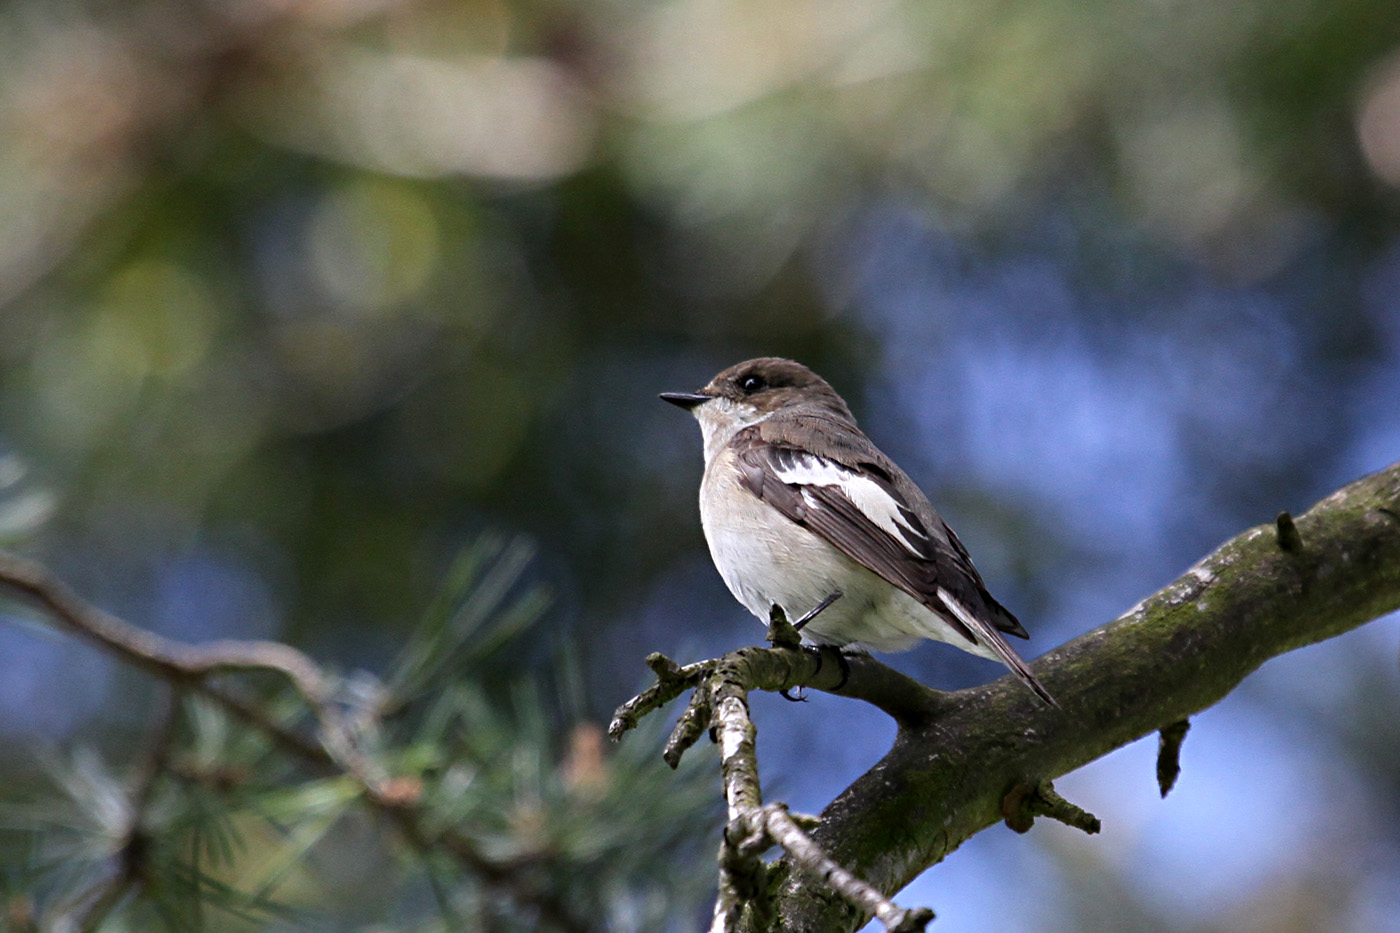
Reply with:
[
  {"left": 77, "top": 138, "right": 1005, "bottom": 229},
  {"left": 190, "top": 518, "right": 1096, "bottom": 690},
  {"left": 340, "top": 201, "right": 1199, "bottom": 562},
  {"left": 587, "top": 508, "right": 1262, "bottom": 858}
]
[{"left": 763, "top": 461, "right": 1400, "bottom": 932}]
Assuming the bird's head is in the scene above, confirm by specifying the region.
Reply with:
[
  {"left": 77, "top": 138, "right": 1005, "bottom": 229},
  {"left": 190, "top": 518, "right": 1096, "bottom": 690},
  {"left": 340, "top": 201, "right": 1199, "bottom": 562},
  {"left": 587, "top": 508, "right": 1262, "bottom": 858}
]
[{"left": 661, "top": 358, "right": 854, "bottom": 458}]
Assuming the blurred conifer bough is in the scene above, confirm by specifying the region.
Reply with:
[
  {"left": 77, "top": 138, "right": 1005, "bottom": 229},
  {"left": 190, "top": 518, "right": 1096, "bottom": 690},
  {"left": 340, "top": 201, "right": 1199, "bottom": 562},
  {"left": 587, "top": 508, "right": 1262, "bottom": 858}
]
[{"left": 0, "top": 539, "right": 718, "bottom": 931}]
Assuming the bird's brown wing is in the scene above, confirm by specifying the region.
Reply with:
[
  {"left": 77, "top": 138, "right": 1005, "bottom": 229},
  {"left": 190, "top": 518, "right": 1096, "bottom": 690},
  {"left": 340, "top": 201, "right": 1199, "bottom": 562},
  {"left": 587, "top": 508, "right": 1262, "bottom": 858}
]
[{"left": 731, "top": 421, "right": 1054, "bottom": 705}]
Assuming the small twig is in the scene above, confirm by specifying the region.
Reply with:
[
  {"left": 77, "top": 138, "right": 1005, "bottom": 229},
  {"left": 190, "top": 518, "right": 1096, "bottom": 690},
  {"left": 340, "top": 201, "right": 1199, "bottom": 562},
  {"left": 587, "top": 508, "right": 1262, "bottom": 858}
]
[
  {"left": 198, "top": 681, "right": 329, "bottom": 766},
  {"left": 0, "top": 553, "right": 330, "bottom": 707},
  {"left": 721, "top": 817, "right": 772, "bottom": 902},
  {"left": 1032, "top": 782, "right": 1101, "bottom": 834},
  {"left": 763, "top": 805, "right": 934, "bottom": 932},
  {"left": 707, "top": 661, "right": 764, "bottom": 823},
  {"left": 1157, "top": 719, "right": 1191, "bottom": 797},
  {"left": 714, "top": 692, "right": 760, "bottom": 820},
  {"left": 664, "top": 679, "right": 716, "bottom": 769},
  {"left": 614, "top": 644, "right": 945, "bottom": 763},
  {"left": 765, "top": 605, "right": 804, "bottom": 648},
  {"left": 1001, "top": 780, "right": 1100, "bottom": 835},
  {"left": 711, "top": 879, "right": 744, "bottom": 933},
  {"left": 1276, "top": 511, "right": 1303, "bottom": 552},
  {"left": 607, "top": 639, "right": 957, "bottom": 926},
  {"left": 0, "top": 553, "right": 387, "bottom": 797},
  {"left": 703, "top": 651, "right": 770, "bottom": 933},
  {"left": 713, "top": 816, "right": 773, "bottom": 933},
  {"left": 608, "top": 653, "right": 715, "bottom": 741},
  {"left": 0, "top": 551, "right": 589, "bottom": 933},
  {"left": 707, "top": 645, "right": 935, "bottom": 932},
  {"left": 609, "top": 635, "right": 957, "bottom": 927}
]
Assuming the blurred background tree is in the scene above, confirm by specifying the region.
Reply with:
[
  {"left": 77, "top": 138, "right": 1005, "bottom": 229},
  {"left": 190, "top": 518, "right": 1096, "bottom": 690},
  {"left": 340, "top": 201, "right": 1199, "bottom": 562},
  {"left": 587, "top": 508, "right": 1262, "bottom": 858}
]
[{"left": 1, "top": 0, "right": 1399, "bottom": 929}]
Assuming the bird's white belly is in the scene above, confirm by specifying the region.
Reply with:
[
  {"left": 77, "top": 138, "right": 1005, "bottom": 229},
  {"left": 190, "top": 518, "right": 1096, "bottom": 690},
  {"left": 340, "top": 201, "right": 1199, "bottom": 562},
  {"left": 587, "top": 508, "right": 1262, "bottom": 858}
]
[
  {"left": 701, "top": 477, "right": 836, "bottom": 620},
  {"left": 698, "top": 454, "right": 963, "bottom": 653}
]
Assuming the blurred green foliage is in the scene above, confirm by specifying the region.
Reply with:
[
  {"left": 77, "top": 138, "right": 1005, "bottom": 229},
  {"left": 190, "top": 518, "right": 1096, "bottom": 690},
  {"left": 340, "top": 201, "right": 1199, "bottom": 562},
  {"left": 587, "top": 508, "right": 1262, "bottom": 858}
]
[
  {"left": 0, "top": 540, "right": 718, "bottom": 929},
  {"left": 1, "top": 0, "right": 1399, "bottom": 928}
]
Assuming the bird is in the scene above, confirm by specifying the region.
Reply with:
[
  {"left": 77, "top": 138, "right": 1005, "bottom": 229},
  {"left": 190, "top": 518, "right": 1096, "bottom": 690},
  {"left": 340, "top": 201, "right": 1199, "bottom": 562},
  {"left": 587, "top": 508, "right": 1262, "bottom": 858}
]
[{"left": 660, "top": 357, "right": 1055, "bottom": 705}]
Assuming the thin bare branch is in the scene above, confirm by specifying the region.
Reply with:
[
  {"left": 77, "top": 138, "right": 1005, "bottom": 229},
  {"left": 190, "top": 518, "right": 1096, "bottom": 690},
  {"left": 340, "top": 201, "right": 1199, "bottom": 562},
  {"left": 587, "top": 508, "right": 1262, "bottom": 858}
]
[
  {"left": 0, "top": 553, "right": 329, "bottom": 705},
  {"left": 608, "top": 653, "right": 716, "bottom": 741},
  {"left": 0, "top": 551, "right": 589, "bottom": 933},
  {"left": 1001, "top": 780, "right": 1100, "bottom": 835},
  {"left": 666, "top": 638, "right": 942, "bottom": 929},
  {"left": 763, "top": 805, "right": 934, "bottom": 933},
  {"left": 612, "top": 644, "right": 944, "bottom": 761}
]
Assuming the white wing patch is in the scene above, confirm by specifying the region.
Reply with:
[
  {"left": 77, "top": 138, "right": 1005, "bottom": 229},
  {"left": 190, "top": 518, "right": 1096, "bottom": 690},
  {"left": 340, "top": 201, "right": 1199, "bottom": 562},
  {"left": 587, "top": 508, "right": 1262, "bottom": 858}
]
[{"left": 772, "top": 454, "right": 929, "bottom": 556}]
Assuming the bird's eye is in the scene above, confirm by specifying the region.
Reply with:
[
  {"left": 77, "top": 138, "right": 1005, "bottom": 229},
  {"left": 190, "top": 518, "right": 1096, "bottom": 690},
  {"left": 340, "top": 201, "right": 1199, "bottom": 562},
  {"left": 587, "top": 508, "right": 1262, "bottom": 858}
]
[{"left": 740, "top": 374, "right": 766, "bottom": 394}]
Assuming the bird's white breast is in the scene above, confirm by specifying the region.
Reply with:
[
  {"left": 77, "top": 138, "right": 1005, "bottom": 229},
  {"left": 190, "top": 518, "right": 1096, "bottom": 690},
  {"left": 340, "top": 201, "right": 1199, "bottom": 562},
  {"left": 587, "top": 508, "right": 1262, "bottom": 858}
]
[{"left": 701, "top": 447, "right": 828, "bottom": 618}]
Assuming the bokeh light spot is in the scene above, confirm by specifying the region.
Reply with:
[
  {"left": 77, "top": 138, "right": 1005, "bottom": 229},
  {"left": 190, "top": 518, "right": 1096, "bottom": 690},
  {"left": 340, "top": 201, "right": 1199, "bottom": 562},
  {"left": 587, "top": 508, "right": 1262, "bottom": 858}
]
[{"left": 308, "top": 179, "right": 441, "bottom": 315}]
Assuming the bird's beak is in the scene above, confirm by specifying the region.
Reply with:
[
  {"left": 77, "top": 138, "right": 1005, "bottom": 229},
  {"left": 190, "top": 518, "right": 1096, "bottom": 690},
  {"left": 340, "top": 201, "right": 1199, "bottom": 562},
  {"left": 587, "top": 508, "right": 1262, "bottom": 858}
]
[{"left": 659, "top": 390, "right": 712, "bottom": 410}]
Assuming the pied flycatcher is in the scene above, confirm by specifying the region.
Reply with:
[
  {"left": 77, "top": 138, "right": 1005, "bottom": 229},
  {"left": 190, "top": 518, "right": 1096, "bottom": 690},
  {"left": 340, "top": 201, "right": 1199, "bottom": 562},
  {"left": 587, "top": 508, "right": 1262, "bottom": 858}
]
[{"left": 661, "top": 357, "right": 1054, "bottom": 705}]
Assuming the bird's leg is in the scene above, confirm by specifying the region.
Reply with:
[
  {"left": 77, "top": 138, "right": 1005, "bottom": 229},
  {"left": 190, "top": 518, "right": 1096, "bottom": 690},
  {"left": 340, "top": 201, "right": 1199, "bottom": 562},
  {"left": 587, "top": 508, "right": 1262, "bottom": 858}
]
[
  {"left": 792, "top": 590, "right": 842, "bottom": 631},
  {"left": 775, "top": 593, "right": 845, "bottom": 702}
]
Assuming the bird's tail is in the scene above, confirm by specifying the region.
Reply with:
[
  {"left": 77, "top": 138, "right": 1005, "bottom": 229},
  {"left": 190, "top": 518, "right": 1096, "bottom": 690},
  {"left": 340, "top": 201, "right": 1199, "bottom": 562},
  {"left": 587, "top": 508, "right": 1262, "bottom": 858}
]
[{"left": 938, "top": 588, "right": 1058, "bottom": 708}]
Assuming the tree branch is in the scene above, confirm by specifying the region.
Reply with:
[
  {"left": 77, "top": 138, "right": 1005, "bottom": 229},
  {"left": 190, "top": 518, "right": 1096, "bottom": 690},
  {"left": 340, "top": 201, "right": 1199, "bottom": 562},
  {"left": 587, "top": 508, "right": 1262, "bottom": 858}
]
[
  {"left": 0, "top": 554, "right": 331, "bottom": 704},
  {"left": 769, "top": 461, "right": 1400, "bottom": 931},
  {"left": 610, "top": 461, "right": 1400, "bottom": 930},
  {"left": 676, "top": 644, "right": 939, "bottom": 933},
  {"left": 0, "top": 552, "right": 589, "bottom": 933}
]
